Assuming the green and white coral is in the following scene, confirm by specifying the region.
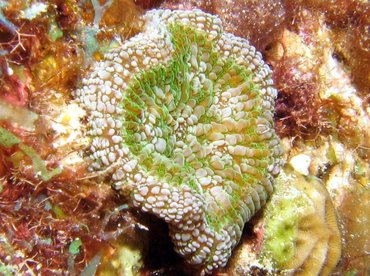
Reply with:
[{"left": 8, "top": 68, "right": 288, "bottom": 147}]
[{"left": 75, "top": 9, "right": 282, "bottom": 273}]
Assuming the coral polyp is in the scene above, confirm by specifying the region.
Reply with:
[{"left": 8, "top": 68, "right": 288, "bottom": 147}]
[{"left": 75, "top": 9, "right": 282, "bottom": 273}]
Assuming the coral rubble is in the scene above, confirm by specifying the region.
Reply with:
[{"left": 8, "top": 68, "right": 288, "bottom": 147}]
[{"left": 76, "top": 9, "right": 282, "bottom": 273}]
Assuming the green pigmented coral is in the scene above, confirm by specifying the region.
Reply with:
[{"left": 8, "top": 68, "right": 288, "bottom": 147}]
[
  {"left": 262, "top": 183, "right": 308, "bottom": 266},
  {"left": 76, "top": 9, "right": 282, "bottom": 273},
  {"left": 261, "top": 171, "right": 341, "bottom": 275}
]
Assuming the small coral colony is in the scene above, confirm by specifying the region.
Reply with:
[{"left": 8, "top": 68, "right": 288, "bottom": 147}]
[{"left": 1, "top": 0, "right": 369, "bottom": 275}]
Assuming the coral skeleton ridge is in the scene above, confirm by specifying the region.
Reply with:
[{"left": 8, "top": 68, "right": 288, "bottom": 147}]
[{"left": 75, "top": 9, "right": 282, "bottom": 273}]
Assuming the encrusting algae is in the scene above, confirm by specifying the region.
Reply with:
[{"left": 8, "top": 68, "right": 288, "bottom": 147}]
[{"left": 75, "top": 9, "right": 283, "bottom": 273}]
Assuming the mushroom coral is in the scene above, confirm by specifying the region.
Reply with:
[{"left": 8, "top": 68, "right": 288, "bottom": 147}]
[{"left": 75, "top": 9, "right": 282, "bottom": 273}]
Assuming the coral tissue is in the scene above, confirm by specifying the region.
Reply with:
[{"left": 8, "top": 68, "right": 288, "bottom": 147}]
[{"left": 75, "top": 9, "right": 282, "bottom": 273}]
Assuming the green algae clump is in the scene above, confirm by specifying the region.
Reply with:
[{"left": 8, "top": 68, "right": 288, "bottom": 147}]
[{"left": 0, "top": 127, "right": 62, "bottom": 181}]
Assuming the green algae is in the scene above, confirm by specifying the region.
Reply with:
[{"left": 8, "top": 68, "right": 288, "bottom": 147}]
[
  {"left": 18, "top": 143, "right": 62, "bottom": 181},
  {"left": 0, "top": 127, "right": 21, "bottom": 147},
  {"left": 80, "top": 252, "right": 102, "bottom": 276},
  {"left": 69, "top": 238, "right": 83, "bottom": 255},
  {"left": 0, "top": 262, "right": 16, "bottom": 276},
  {"left": 48, "top": 15, "right": 63, "bottom": 42},
  {"left": 0, "top": 127, "right": 61, "bottom": 181}
]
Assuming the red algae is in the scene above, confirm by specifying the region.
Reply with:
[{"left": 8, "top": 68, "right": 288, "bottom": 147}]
[
  {"left": 159, "top": 0, "right": 214, "bottom": 13},
  {"left": 0, "top": 173, "right": 134, "bottom": 273},
  {"left": 133, "top": 0, "right": 162, "bottom": 9},
  {"left": 0, "top": 124, "right": 137, "bottom": 274},
  {"left": 284, "top": 0, "right": 370, "bottom": 97},
  {"left": 212, "top": 0, "right": 286, "bottom": 51},
  {"left": 265, "top": 4, "right": 370, "bottom": 148},
  {"left": 271, "top": 55, "right": 324, "bottom": 139},
  {"left": 265, "top": 14, "right": 327, "bottom": 140},
  {"left": 0, "top": 0, "right": 142, "bottom": 274},
  {"left": 159, "top": 0, "right": 287, "bottom": 51},
  {"left": 0, "top": 63, "right": 32, "bottom": 107}
]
